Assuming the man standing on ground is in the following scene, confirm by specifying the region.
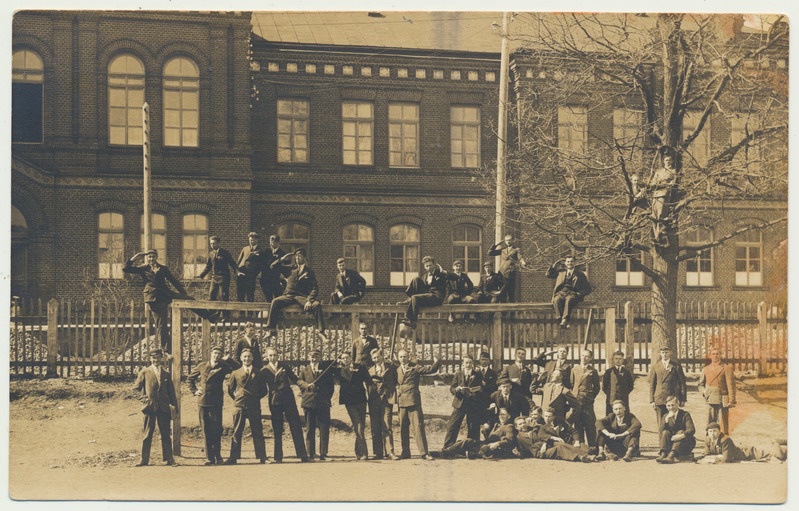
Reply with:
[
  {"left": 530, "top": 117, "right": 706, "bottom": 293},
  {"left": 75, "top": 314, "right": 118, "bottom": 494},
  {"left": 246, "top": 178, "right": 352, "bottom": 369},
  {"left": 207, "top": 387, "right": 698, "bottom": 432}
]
[
  {"left": 396, "top": 349, "right": 442, "bottom": 460},
  {"left": 488, "top": 234, "right": 527, "bottom": 302},
  {"left": 368, "top": 347, "right": 398, "bottom": 460},
  {"left": 698, "top": 346, "right": 736, "bottom": 434},
  {"left": 602, "top": 350, "right": 634, "bottom": 415},
  {"left": 443, "top": 355, "right": 483, "bottom": 449},
  {"left": 546, "top": 255, "right": 592, "bottom": 329},
  {"left": 536, "top": 345, "right": 574, "bottom": 420},
  {"left": 265, "top": 248, "right": 325, "bottom": 338},
  {"left": 336, "top": 352, "right": 374, "bottom": 460},
  {"left": 225, "top": 349, "right": 268, "bottom": 464},
  {"left": 331, "top": 258, "right": 367, "bottom": 305},
  {"left": 570, "top": 348, "right": 600, "bottom": 452},
  {"left": 197, "top": 236, "right": 238, "bottom": 304},
  {"left": 187, "top": 345, "right": 240, "bottom": 465},
  {"left": 297, "top": 349, "right": 335, "bottom": 461},
  {"left": 236, "top": 232, "right": 265, "bottom": 303},
  {"left": 649, "top": 345, "right": 687, "bottom": 427},
  {"left": 133, "top": 348, "right": 177, "bottom": 466},
  {"left": 656, "top": 395, "right": 697, "bottom": 464},
  {"left": 233, "top": 322, "right": 264, "bottom": 370},
  {"left": 351, "top": 322, "right": 379, "bottom": 367},
  {"left": 262, "top": 347, "right": 309, "bottom": 463}
]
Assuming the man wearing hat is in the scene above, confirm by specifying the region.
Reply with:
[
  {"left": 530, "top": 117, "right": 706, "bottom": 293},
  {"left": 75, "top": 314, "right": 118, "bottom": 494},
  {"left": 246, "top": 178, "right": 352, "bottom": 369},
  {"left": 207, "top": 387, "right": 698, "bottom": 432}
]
[
  {"left": 485, "top": 377, "right": 530, "bottom": 435},
  {"left": 226, "top": 348, "right": 269, "bottom": 464},
  {"left": 265, "top": 248, "right": 325, "bottom": 337},
  {"left": 236, "top": 232, "right": 266, "bottom": 303},
  {"left": 648, "top": 345, "right": 687, "bottom": 427},
  {"left": 187, "top": 345, "right": 241, "bottom": 464},
  {"left": 330, "top": 257, "right": 367, "bottom": 305},
  {"left": 444, "top": 260, "right": 475, "bottom": 323},
  {"left": 474, "top": 260, "right": 507, "bottom": 304},
  {"left": 297, "top": 348, "right": 336, "bottom": 461},
  {"left": 196, "top": 236, "right": 238, "bottom": 303},
  {"left": 261, "top": 234, "right": 290, "bottom": 302},
  {"left": 133, "top": 348, "right": 178, "bottom": 466}
]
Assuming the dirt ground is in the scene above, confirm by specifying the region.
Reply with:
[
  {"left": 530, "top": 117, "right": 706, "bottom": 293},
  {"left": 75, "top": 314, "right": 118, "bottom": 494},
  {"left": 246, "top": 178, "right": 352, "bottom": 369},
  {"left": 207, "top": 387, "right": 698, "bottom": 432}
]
[{"left": 8, "top": 371, "right": 787, "bottom": 503}]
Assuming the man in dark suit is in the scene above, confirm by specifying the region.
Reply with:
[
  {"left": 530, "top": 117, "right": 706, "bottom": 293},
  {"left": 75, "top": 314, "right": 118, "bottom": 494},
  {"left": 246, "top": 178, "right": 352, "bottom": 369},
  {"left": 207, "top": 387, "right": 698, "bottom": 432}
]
[
  {"left": 367, "top": 347, "right": 398, "bottom": 460},
  {"left": 444, "top": 260, "right": 475, "bottom": 323},
  {"left": 224, "top": 348, "right": 269, "bottom": 464},
  {"left": 546, "top": 255, "right": 592, "bottom": 328},
  {"left": 262, "top": 347, "right": 310, "bottom": 463},
  {"left": 124, "top": 249, "right": 217, "bottom": 351},
  {"left": 396, "top": 349, "right": 442, "bottom": 460},
  {"left": 532, "top": 407, "right": 593, "bottom": 462},
  {"left": 486, "top": 378, "right": 530, "bottom": 431},
  {"left": 474, "top": 261, "right": 507, "bottom": 303},
  {"left": 649, "top": 346, "right": 687, "bottom": 426},
  {"left": 602, "top": 350, "right": 634, "bottom": 415},
  {"left": 187, "top": 345, "right": 240, "bottom": 464},
  {"left": 476, "top": 351, "right": 498, "bottom": 425},
  {"left": 570, "top": 348, "right": 600, "bottom": 451},
  {"left": 443, "top": 355, "right": 483, "bottom": 449},
  {"left": 196, "top": 236, "right": 238, "bottom": 303},
  {"left": 536, "top": 345, "right": 575, "bottom": 420},
  {"left": 265, "top": 248, "right": 325, "bottom": 337},
  {"left": 297, "top": 349, "right": 335, "bottom": 461},
  {"left": 260, "top": 234, "right": 289, "bottom": 302},
  {"left": 596, "top": 400, "right": 642, "bottom": 461},
  {"left": 488, "top": 234, "right": 527, "bottom": 302},
  {"left": 401, "top": 256, "right": 448, "bottom": 329},
  {"left": 700, "top": 422, "right": 787, "bottom": 463},
  {"left": 656, "top": 395, "right": 697, "bottom": 463},
  {"left": 351, "top": 322, "right": 379, "bottom": 367},
  {"left": 330, "top": 258, "right": 367, "bottom": 305},
  {"left": 500, "top": 348, "right": 534, "bottom": 405},
  {"left": 233, "top": 322, "right": 264, "bottom": 370},
  {"left": 133, "top": 348, "right": 178, "bottom": 466},
  {"left": 478, "top": 407, "right": 518, "bottom": 459},
  {"left": 236, "top": 232, "right": 266, "bottom": 302},
  {"left": 336, "top": 352, "right": 374, "bottom": 460}
]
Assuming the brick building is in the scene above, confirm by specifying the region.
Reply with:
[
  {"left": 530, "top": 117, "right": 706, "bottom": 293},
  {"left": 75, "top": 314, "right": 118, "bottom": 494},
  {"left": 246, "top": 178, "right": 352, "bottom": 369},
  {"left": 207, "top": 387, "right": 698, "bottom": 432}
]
[{"left": 11, "top": 11, "right": 787, "bottom": 306}]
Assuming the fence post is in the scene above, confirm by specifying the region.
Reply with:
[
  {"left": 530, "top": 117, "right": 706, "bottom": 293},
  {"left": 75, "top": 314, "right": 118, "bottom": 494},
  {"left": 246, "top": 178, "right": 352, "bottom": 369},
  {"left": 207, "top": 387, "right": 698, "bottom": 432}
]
[
  {"left": 171, "top": 303, "right": 183, "bottom": 456},
  {"left": 491, "top": 312, "right": 503, "bottom": 371},
  {"left": 201, "top": 318, "right": 211, "bottom": 359},
  {"left": 46, "top": 298, "right": 59, "bottom": 378},
  {"left": 351, "top": 312, "right": 360, "bottom": 355},
  {"left": 757, "top": 301, "right": 768, "bottom": 376},
  {"left": 604, "top": 306, "right": 616, "bottom": 370},
  {"left": 623, "top": 301, "right": 634, "bottom": 371}
]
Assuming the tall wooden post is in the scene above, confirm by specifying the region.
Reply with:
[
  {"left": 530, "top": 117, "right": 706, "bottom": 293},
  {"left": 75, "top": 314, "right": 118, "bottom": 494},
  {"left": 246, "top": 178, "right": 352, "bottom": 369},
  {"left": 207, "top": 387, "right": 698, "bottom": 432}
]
[
  {"left": 757, "top": 301, "right": 768, "bottom": 376},
  {"left": 491, "top": 312, "right": 504, "bottom": 371},
  {"left": 604, "top": 306, "right": 617, "bottom": 369},
  {"left": 171, "top": 303, "right": 183, "bottom": 456},
  {"left": 142, "top": 102, "right": 152, "bottom": 252},
  {"left": 623, "top": 301, "right": 635, "bottom": 371},
  {"left": 494, "top": 11, "right": 510, "bottom": 258},
  {"left": 46, "top": 298, "right": 59, "bottom": 378}
]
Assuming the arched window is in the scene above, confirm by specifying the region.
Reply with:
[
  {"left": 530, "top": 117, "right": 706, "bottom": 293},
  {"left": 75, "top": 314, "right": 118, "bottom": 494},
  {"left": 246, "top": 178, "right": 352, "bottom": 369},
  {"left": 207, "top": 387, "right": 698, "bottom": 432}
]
[
  {"left": 12, "top": 49, "right": 44, "bottom": 143},
  {"left": 98, "top": 212, "right": 125, "bottom": 279},
  {"left": 108, "top": 54, "right": 145, "bottom": 145},
  {"left": 343, "top": 223, "right": 374, "bottom": 286},
  {"left": 452, "top": 224, "right": 482, "bottom": 284},
  {"left": 11, "top": 206, "right": 29, "bottom": 296},
  {"left": 163, "top": 57, "right": 199, "bottom": 147},
  {"left": 141, "top": 213, "right": 168, "bottom": 265},
  {"left": 735, "top": 227, "right": 763, "bottom": 286},
  {"left": 685, "top": 226, "right": 714, "bottom": 287},
  {"left": 390, "top": 224, "right": 420, "bottom": 286},
  {"left": 182, "top": 213, "right": 208, "bottom": 277},
  {"left": 277, "top": 222, "right": 310, "bottom": 257}
]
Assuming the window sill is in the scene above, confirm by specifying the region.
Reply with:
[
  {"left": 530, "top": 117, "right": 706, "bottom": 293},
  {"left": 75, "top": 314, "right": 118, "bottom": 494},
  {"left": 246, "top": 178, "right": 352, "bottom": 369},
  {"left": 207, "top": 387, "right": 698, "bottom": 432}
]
[
  {"left": 682, "top": 285, "right": 721, "bottom": 291},
  {"left": 610, "top": 285, "right": 649, "bottom": 291},
  {"left": 732, "top": 285, "right": 768, "bottom": 291}
]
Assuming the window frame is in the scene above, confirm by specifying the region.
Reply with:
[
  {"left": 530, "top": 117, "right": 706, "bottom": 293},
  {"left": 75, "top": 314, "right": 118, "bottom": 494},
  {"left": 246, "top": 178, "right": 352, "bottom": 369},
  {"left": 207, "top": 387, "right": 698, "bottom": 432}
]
[
  {"left": 734, "top": 227, "right": 763, "bottom": 287},
  {"left": 277, "top": 221, "right": 311, "bottom": 257},
  {"left": 684, "top": 226, "right": 714, "bottom": 287},
  {"left": 277, "top": 98, "right": 310, "bottom": 163},
  {"left": 557, "top": 105, "right": 588, "bottom": 154},
  {"left": 388, "top": 102, "right": 420, "bottom": 168},
  {"left": 12, "top": 48, "right": 44, "bottom": 144},
  {"left": 450, "top": 105, "right": 481, "bottom": 168},
  {"left": 342, "top": 101, "right": 374, "bottom": 166},
  {"left": 162, "top": 57, "right": 200, "bottom": 148},
  {"left": 683, "top": 110, "right": 712, "bottom": 166},
  {"left": 615, "top": 249, "right": 646, "bottom": 288},
  {"left": 108, "top": 53, "right": 146, "bottom": 146},
  {"left": 452, "top": 224, "right": 482, "bottom": 284},
  {"left": 182, "top": 213, "right": 209, "bottom": 279},
  {"left": 140, "top": 212, "right": 168, "bottom": 266},
  {"left": 98, "top": 211, "right": 125, "bottom": 280},
  {"left": 343, "top": 223, "right": 375, "bottom": 286},
  {"left": 389, "top": 224, "right": 420, "bottom": 287}
]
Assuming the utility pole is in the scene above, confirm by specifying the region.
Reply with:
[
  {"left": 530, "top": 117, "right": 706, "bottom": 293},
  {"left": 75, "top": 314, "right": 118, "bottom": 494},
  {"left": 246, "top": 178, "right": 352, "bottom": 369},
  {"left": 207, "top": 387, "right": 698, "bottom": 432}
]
[
  {"left": 142, "top": 102, "right": 152, "bottom": 252},
  {"left": 495, "top": 12, "right": 510, "bottom": 259}
]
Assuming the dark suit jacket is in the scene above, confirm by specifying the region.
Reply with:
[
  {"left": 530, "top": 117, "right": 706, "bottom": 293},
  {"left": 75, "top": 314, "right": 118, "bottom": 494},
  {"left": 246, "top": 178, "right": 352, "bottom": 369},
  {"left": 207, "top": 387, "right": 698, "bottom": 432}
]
[
  {"left": 263, "top": 247, "right": 289, "bottom": 283},
  {"left": 336, "top": 364, "right": 373, "bottom": 405},
  {"left": 649, "top": 360, "right": 687, "bottom": 405},
  {"left": 297, "top": 361, "right": 336, "bottom": 409},
  {"left": 485, "top": 421, "right": 517, "bottom": 450},
  {"left": 283, "top": 264, "right": 319, "bottom": 301},
  {"left": 123, "top": 260, "right": 186, "bottom": 303},
  {"left": 406, "top": 269, "right": 449, "bottom": 301},
  {"left": 450, "top": 369, "right": 483, "bottom": 411},
  {"left": 351, "top": 335, "right": 379, "bottom": 367},
  {"left": 227, "top": 366, "right": 267, "bottom": 410},
  {"left": 262, "top": 362, "right": 300, "bottom": 408},
  {"left": 368, "top": 362, "right": 398, "bottom": 405},
  {"left": 536, "top": 359, "right": 573, "bottom": 389},
  {"left": 134, "top": 365, "right": 177, "bottom": 414},
  {"left": 335, "top": 269, "right": 367, "bottom": 298},
  {"left": 596, "top": 412, "right": 642, "bottom": 438},
  {"left": 546, "top": 265, "right": 592, "bottom": 299},
  {"left": 570, "top": 364, "right": 600, "bottom": 405},
  {"left": 489, "top": 389, "right": 530, "bottom": 419},
  {"left": 659, "top": 408, "right": 696, "bottom": 439},
  {"left": 500, "top": 363, "right": 533, "bottom": 398},
  {"left": 488, "top": 242, "right": 523, "bottom": 275},
  {"left": 515, "top": 428, "right": 543, "bottom": 457},
  {"left": 446, "top": 273, "right": 474, "bottom": 297},
  {"left": 187, "top": 357, "right": 240, "bottom": 408},
  {"left": 236, "top": 244, "right": 266, "bottom": 278},
  {"left": 478, "top": 366, "right": 498, "bottom": 399},
  {"left": 396, "top": 360, "right": 442, "bottom": 408},
  {"left": 234, "top": 337, "right": 264, "bottom": 371},
  {"left": 602, "top": 365, "right": 634, "bottom": 404},
  {"left": 536, "top": 419, "right": 579, "bottom": 445},
  {"left": 198, "top": 247, "right": 238, "bottom": 283},
  {"left": 702, "top": 434, "right": 747, "bottom": 462},
  {"left": 476, "top": 271, "right": 507, "bottom": 297}
]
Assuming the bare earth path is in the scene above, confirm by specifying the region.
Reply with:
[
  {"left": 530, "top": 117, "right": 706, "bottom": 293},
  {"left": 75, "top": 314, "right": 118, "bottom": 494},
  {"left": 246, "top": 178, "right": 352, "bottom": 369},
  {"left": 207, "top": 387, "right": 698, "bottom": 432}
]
[{"left": 9, "top": 374, "right": 787, "bottom": 503}]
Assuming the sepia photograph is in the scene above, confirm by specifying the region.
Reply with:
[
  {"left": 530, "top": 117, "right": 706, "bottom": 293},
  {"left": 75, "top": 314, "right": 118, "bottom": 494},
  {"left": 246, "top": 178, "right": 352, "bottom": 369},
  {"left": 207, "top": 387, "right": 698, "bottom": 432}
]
[{"left": 4, "top": 1, "right": 793, "bottom": 505}]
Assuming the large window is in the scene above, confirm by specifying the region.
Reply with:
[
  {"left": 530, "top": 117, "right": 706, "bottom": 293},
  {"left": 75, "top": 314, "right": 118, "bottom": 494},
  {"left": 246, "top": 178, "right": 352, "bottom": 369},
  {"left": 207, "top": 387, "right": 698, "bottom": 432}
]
[
  {"left": 343, "top": 223, "right": 374, "bottom": 286},
  {"left": 390, "top": 224, "right": 420, "bottom": 286},
  {"left": 615, "top": 249, "right": 645, "bottom": 287},
  {"left": 182, "top": 213, "right": 208, "bottom": 278},
  {"left": 685, "top": 226, "right": 714, "bottom": 287},
  {"left": 558, "top": 105, "right": 588, "bottom": 153},
  {"left": 141, "top": 213, "right": 168, "bottom": 265},
  {"left": 12, "top": 49, "right": 44, "bottom": 143},
  {"left": 108, "top": 54, "right": 145, "bottom": 145},
  {"left": 163, "top": 57, "right": 199, "bottom": 147},
  {"left": 277, "top": 99, "right": 309, "bottom": 163},
  {"left": 389, "top": 103, "right": 419, "bottom": 167},
  {"left": 683, "top": 110, "right": 711, "bottom": 166},
  {"left": 11, "top": 206, "right": 29, "bottom": 296},
  {"left": 450, "top": 105, "right": 480, "bottom": 168},
  {"left": 98, "top": 212, "right": 125, "bottom": 279},
  {"left": 613, "top": 108, "right": 643, "bottom": 148},
  {"left": 735, "top": 228, "right": 762, "bottom": 286},
  {"left": 342, "top": 101, "right": 374, "bottom": 165},
  {"left": 277, "top": 222, "right": 310, "bottom": 257},
  {"left": 453, "top": 224, "right": 482, "bottom": 284}
]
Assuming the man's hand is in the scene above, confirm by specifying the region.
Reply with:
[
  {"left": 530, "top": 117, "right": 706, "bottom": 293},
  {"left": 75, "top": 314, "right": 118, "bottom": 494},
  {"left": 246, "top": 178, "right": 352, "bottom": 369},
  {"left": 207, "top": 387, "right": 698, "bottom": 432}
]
[
  {"left": 304, "top": 301, "right": 313, "bottom": 311},
  {"left": 488, "top": 403, "right": 497, "bottom": 410},
  {"left": 551, "top": 436, "right": 564, "bottom": 443},
  {"left": 607, "top": 433, "right": 617, "bottom": 440},
  {"left": 237, "top": 271, "right": 245, "bottom": 277},
  {"left": 539, "top": 444, "right": 547, "bottom": 455},
  {"left": 194, "top": 390, "right": 203, "bottom": 396},
  {"left": 489, "top": 441, "right": 500, "bottom": 451},
  {"left": 671, "top": 433, "right": 685, "bottom": 442},
  {"left": 573, "top": 441, "right": 581, "bottom": 448},
  {"left": 336, "top": 291, "right": 343, "bottom": 298},
  {"left": 511, "top": 378, "right": 520, "bottom": 383},
  {"left": 651, "top": 402, "right": 657, "bottom": 410}
]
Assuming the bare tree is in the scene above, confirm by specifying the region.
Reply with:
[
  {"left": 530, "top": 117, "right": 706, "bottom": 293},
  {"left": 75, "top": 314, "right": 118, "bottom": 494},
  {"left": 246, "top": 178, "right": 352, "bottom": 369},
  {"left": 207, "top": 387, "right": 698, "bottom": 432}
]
[{"left": 484, "top": 13, "right": 788, "bottom": 356}]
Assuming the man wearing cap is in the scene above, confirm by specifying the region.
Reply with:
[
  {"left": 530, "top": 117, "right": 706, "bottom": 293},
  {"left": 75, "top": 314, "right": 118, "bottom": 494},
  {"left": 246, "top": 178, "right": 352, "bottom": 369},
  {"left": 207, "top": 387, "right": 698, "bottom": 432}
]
[
  {"left": 401, "top": 256, "right": 449, "bottom": 329},
  {"left": 236, "top": 232, "right": 266, "bottom": 303},
  {"left": 233, "top": 322, "right": 264, "bottom": 371},
  {"left": 297, "top": 349, "right": 336, "bottom": 461},
  {"left": 546, "top": 255, "right": 592, "bottom": 329},
  {"left": 488, "top": 234, "right": 527, "bottom": 302},
  {"left": 225, "top": 348, "right": 269, "bottom": 464},
  {"left": 351, "top": 322, "right": 379, "bottom": 368},
  {"left": 262, "top": 347, "right": 309, "bottom": 463},
  {"left": 331, "top": 258, "right": 367, "bottom": 305},
  {"left": 595, "top": 400, "right": 642, "bottom": 462},
  {"left": 656, "top": 395, "right": 696, "bottom": 464},
  {"left": 261, "top": 234, "right": 289, "bottom": 302},
  {"left": 602, "top": 350, "right": 634, "bottom": 415},
  {"left": 474, "top": 261, "right": 507, "bottom": 304},
  {"left": 368, "top": 347, "right": 398, "bottom": 460},
  {"left": 443, "top": 355, "right": 483, "bottom": 449},
  {"left": 197, "top": 236, "right": 238, "bottom": 303},
  {"left": 133, "top": 348, "right": 178, "bottom": 466},
  {"left": 265, "top": 248, "right": 325, "bottom": 337},
  {"left": 187, "top": 345, "right": 241, "bottom": 464},
  {"left": 699, "top": 422, "right": 787, "bottom": 463},
  {"left": 486, "top": 378, "right": 530, "bottom": 433},
  {"left": 444, "top": 260, "right": 475, "bottom": 322},
  {"left": 698, "top": 346, "right": 736, "bottom": 434},
  {"left": 649, "top": 345, "right": 687, "bottom": 427},
  {"left": 396, "top": 349, "right": 442, "bottom": 460}
]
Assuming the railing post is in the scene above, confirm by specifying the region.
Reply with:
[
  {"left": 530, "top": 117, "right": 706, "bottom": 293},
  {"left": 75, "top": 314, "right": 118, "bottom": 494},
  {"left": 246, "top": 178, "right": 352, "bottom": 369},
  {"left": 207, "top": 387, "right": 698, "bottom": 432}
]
[
  {"left": 201, "top": 318, "right": 211, "bottom": 359},
  {"left": 351, "top": 311, "right": 360, "bottom": 356},
  {"left": 171, "top": 302, "right": 183, "bottom": 456},
  {"left": 491, "top": 311, "right": 503, "bottom": 371},
  {"left": 623, "top": 301, "right": 634, "bottom": 371},
  {"left": 46, "top": 298, "right": 59, "bottom": 378},
  {"left": 604, "top": 306, "right": 616, "bottom": 371},
  {"left": 757, "top": 301, "right": 768, "bottom": 376}
]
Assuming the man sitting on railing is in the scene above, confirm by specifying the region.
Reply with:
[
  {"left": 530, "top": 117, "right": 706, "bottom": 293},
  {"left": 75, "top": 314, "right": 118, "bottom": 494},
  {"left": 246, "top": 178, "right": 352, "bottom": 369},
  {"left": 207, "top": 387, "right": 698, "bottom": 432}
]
[
  {"left": 474, "top": 260, "right": 507, "bottom": 304},
  {"left": 264, "top": 248, "right": 325, "bottom": 338},
  {"left": 400, "top": 256, "right": 449, "bottom": 330},
  {"left": 330, "top": 257, "right": 367, "bottom": 305},
  {"left": 547, "top": 255, "right": 592, "bottom": 329}
]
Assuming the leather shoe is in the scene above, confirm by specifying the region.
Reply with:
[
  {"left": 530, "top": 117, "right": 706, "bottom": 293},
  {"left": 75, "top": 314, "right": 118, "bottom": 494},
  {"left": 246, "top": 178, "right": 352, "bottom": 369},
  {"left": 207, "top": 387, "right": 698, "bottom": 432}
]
[
  {"left": 223, "top": 458, "right": 237, "bottom": 465},
  {"left": 319, "top": 455, "right": 328, "bottom": 461},
  {"left": 301, "top": 458, "right": 310, "bottom": 463},
  {"left": 622, "top": 455, "right": 633, "bottom": 462},
  {"left": 134, "top": 461, "right": 148, "bottom": 467},
  {"left": 421, "top": 454, "right": 434, "bottom": 461},
  {"left": 579, "top": 454, "right": 592, "bottom": 463},
  {"left": 660, "top": 454, "right": 675, "bottom": 464},
  {"left": 164, "top": 459, "right": 176, "bottom": 466},
  {"left": 594, "top": 453, "right": 606, "bottom": 462},
  {"left": 204, "top": 461, "right": 216, "bottom": 466},
  {"left": 259, "top": 458, "right": 268, "bottom": 464},
  {"left": 269, "top": 459, "right": 282, "bottom": 464},
  {"left": 386, "top": 453, "right": 397, "bottom": 460}
]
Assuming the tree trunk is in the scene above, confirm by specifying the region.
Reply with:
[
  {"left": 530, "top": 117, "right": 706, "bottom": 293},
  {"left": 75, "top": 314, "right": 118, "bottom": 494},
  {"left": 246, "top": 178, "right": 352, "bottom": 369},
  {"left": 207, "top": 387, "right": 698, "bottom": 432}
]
[{"left": 650, "top": 242, "right": 679, "bottom": 364}]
